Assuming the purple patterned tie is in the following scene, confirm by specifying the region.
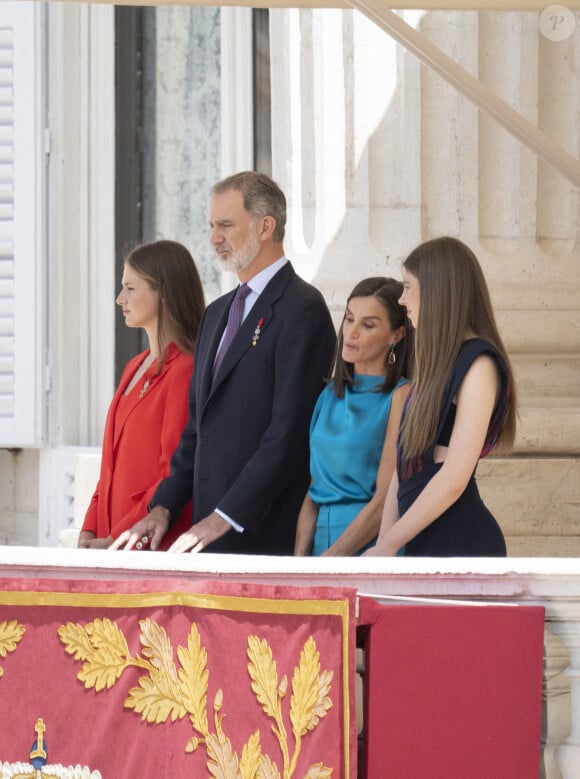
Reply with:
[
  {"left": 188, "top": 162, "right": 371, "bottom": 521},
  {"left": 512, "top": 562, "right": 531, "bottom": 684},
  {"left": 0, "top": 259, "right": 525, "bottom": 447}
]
[{"left": 212, "top": 283, "right": 251, "bottom": 378}]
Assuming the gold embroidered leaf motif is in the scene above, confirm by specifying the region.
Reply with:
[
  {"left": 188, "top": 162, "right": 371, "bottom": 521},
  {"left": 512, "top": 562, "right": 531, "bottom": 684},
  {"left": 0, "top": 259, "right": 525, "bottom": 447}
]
[
  {"left": 77, "top": 653, "right": 126, "bottom": 692},
  {"left": 59, "top": 619, "right": 131, "bottom": 691},
  {"left": 58, "top": 621, "right": 97, "bottom": 662},
  {"left": 125, "top": 669, "right": 187, "bottom": 723},
  {"left": 302, "top": 763, "right": 333, "bottom": 778},
  {"left": 0, "top": 620, "right": 25, "bottom": 677},
  {"left": 247, "top": 636, "right": 279, "bottom": 720},
  {"left": 239, "top": 731, "right": 261, "bottom": 779},
  {"left": 0, "top": 620, "right": 25, "bottom": 657},
  {"left": 256, "top": 754, "right": 282, "bottom": 779},
  {"left": 124, "top": 618, "right": 186, "bottom": 722},
  {"left": 206, "top": 731, "right": 242, "bottom": 779},
  {"left": 185, "top": 736, "right": 201, "bottom": 753},
  {"left": 59, "top": 620, "right": 336, "bottom": 776},
  {"left": 85, "top": 617, "right": 130, "bottom": 655},
  {"left": 177, "top": 623, "right": 209, "bottom": 737},
  {"left": 140, "top": 618, "right": 179, "bottom": 683},
  {"left": 278, "top": 674, "right": 288, "bottom": 698},
  {"left": 306, "top": 669, "right": 333, "bottom": 730},
  {"left": 139, "top": 618, "right": 183, "bottom": 711},
  {"left": 290, "top": 637, "right": 322, "bottom": 737}
]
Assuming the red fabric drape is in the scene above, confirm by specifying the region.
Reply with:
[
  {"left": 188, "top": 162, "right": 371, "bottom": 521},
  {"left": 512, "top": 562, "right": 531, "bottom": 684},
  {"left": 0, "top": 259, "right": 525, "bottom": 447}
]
[
  {"left": 358, "top": 596, "right": 545, "bottom": 778},
  {"left": 0, "top": 577, "right": 357, "bottom": 778}
]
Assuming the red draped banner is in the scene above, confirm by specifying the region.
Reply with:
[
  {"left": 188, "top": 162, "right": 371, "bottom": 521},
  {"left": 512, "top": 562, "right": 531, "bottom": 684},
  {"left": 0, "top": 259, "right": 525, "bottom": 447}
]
[
  {"left": 358, "top": 597, "right": 545, "bottom": 778},
  {"left": 0, "top": 577, "right": 357, "bottom": 778}
]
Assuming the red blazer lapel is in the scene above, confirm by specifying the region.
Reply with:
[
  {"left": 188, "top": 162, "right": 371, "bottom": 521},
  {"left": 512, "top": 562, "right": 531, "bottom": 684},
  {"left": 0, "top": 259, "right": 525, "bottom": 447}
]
[{"left": 111, "top": 345, "right": 180, "bottom": 452}]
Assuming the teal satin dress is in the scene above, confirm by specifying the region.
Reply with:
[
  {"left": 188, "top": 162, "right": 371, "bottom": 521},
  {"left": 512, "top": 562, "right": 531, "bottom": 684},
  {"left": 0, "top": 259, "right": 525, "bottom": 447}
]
[{"left": 309, "top": 375, "right": 407, "bottom": 556}]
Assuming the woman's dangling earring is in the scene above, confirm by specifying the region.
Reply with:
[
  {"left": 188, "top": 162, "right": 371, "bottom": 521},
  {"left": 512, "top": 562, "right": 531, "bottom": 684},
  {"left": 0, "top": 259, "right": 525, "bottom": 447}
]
[{"left": 388, "top": 344, "right": 396, "bottom": 365}]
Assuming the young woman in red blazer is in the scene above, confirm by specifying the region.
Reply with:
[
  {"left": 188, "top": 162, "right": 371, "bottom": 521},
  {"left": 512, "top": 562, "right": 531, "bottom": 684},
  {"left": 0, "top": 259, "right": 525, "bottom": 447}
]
[{"left": 78, "top": 240, "right": 205, "bottom": 550}]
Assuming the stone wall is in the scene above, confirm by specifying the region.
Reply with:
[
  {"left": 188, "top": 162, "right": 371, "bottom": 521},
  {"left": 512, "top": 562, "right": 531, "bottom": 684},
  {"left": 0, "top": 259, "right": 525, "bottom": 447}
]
[{"left": 0, "top": 450, "right": 39, "bottom": 546}]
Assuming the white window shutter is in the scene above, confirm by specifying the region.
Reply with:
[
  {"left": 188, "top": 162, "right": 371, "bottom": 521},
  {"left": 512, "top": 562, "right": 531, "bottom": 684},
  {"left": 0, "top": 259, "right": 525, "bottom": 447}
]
[{"left": 0, "top": 2, "right": 45, "bottom": 446}]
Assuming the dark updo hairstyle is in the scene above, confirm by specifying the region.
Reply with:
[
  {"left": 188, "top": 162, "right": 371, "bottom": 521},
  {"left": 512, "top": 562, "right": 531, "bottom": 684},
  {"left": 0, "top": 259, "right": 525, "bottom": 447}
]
[
  {"left": 125, "top": 240, "right": 205, "bottom": 372},
  {"left": 331, "top": 276, "right": 414, "bottom": 398}
]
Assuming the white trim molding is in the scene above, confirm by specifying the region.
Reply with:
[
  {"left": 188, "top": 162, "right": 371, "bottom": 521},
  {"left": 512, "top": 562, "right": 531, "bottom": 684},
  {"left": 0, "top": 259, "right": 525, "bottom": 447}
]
[
  {"left": 220, "top": 7, "right": 254, "bottom": 179},
  {"left": 46, "top": 1, "right": 115, "bottom": 448}
]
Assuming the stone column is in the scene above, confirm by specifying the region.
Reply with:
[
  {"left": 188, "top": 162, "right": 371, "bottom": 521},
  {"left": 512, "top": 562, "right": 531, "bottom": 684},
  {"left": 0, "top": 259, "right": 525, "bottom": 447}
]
[
  {"left": 542, "top": 627, "right": 571, "bottom": 779},
  {"left": 548, "top": 610, "right": 580, "bottom": 778},
  {"left": 270, "top": 7, "right": 422, "bottom": 318}
]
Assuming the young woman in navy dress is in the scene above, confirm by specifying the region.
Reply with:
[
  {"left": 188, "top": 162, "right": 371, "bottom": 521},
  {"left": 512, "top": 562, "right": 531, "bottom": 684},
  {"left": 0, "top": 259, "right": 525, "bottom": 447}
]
[{"left": 365, "top": 237, "right": 517, "bottom": 557}]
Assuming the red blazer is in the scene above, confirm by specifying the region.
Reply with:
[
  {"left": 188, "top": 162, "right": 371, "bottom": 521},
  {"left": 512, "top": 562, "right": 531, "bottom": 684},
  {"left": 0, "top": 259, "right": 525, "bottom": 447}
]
[{"left": 81, "top": 343, "right": 193, "bottom": 549}]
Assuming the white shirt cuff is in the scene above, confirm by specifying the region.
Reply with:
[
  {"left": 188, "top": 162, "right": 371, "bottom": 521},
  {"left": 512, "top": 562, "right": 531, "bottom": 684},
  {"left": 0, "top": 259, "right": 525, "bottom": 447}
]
[{"left": 214, "top": 507, "right": 244, "bottom": 533}]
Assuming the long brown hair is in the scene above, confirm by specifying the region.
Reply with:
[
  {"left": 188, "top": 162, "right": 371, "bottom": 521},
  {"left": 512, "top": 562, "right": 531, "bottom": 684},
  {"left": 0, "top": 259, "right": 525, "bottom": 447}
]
[
  {"left": 125, "top": 240, "right": 205, "bottom": 370},
  {"left": 332, "top": 277, "right": 414, "bottom": 398},
  {"left": 399, "top": 236, "right": 517, "bottom": 457}
]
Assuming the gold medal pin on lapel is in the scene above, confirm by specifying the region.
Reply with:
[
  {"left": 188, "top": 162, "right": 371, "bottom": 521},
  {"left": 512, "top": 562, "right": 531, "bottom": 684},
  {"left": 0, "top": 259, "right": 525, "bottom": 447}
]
[{"left": 252, "top": 317, "right": 264, "bottom": 346}]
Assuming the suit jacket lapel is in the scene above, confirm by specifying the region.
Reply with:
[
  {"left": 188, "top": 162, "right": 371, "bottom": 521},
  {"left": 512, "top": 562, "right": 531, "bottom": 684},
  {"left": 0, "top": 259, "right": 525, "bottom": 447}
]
[
  {"left": 208, "top": 263, "right": 295, "bottom": 397},
  {"left": 199, "top": 289, "right": 235, "bottom": 405}
]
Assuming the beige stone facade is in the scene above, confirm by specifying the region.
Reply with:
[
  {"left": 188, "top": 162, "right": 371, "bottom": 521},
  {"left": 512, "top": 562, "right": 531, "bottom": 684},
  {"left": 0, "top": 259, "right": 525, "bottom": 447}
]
[{"left": 270, "top": 8, "right": 580, "bottom": 557}]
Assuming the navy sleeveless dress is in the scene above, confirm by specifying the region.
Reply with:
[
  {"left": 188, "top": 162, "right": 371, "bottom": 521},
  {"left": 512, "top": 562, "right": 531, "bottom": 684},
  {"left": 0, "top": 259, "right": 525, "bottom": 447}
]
[{"left": 397, "top": 339, "right": 509, "bottom": 557}]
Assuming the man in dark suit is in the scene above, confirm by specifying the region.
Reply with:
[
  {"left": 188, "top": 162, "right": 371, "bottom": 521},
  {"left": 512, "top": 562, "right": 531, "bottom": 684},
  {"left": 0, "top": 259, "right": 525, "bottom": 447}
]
[{"left": 115, "top": 171, "right": 336, "bottom": 554}]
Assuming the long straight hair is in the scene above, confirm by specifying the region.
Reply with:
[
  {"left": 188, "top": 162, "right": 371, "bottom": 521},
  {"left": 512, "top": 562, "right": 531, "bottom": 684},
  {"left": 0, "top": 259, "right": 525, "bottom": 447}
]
[
  {"left": 125, "top": 240, "right": 205, "bottom": 371},
  {"left": 332, "top": 277, "right": 413, "bottom": 398},
  {"left": 399, "top": 236, "right": 517, "bottom": 458}
]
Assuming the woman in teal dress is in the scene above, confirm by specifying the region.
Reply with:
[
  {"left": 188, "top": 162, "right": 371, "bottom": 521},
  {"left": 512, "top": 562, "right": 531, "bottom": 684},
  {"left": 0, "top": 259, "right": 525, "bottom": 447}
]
[{"left": 294, "top": 277, "right": 413, "bottom": 557}]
